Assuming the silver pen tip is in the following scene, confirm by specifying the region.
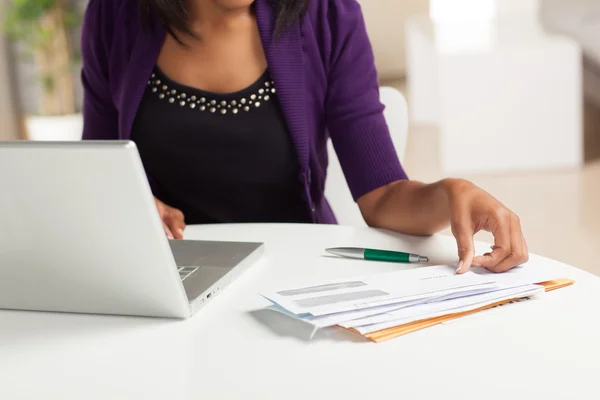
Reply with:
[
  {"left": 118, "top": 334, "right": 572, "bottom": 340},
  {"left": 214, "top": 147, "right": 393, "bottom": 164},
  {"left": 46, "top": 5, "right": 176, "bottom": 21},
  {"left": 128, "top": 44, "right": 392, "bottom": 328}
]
[{"left": 419, "top": 256, "right": 429, "bottom": 263}]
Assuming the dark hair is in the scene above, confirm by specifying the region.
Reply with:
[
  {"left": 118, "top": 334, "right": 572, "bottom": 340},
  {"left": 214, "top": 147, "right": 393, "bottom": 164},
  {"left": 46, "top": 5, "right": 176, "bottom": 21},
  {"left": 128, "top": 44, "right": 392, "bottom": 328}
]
[{"left": 139, "top": 0, "right": 309, "bottom": 40}]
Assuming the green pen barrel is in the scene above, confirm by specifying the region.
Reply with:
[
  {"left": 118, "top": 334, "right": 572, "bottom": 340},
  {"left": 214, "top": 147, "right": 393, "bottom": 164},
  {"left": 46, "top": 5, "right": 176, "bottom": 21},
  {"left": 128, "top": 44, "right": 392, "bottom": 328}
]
[{"left": 363, "top": 249, "right": 410, "bottom": 263}]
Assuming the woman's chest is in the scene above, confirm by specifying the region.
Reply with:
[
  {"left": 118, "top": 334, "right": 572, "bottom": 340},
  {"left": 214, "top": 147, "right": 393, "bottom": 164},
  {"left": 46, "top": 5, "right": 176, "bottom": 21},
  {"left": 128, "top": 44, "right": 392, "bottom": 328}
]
[
  {"left": 132, "top": 67, "right": 300, "bottom": 182},
  {"left": 156, "top": 32, "right": 268, "bottom": 95}
]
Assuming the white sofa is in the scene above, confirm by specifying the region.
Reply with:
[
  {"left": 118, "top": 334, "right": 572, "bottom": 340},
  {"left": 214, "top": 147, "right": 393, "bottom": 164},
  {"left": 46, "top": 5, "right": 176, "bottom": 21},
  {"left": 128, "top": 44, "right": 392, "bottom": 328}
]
[
  {"left": 541, "top": 0, "right": 600, "bottom": 107},
  {"left": 540, "top": 0, "right": 600, "bottom": 161}
]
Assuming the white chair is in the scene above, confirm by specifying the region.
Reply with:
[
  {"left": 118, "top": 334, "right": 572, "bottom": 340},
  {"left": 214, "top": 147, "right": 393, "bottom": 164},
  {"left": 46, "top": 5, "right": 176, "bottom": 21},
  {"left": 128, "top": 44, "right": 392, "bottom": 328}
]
[{"left": 324, "top": 86, "right": 409, "bottom": 227}]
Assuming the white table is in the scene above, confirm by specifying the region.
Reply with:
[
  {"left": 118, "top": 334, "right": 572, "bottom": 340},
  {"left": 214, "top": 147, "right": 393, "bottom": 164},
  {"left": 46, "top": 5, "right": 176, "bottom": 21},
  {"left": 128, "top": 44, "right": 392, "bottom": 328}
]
[{"left": 1, "top": 224, "right": 599, "bottom": 399}]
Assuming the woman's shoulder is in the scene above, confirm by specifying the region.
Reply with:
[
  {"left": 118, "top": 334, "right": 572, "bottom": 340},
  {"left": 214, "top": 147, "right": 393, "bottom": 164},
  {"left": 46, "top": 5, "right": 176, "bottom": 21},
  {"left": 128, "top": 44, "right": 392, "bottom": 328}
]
[
  {"left": 302, "top": 0, "right": 369, "bottom": 61},
  {"left": 82, "top": 0, "right": 143, "bottom": 48},
  {"left": 83, "top": 0, "right": 141, "bottom": 25},
  {"left": 304, "top": 0, "right": 368, "bottom": 47},
  {"left": 305, "top": 0, "right": 365, "bottom": 23}
]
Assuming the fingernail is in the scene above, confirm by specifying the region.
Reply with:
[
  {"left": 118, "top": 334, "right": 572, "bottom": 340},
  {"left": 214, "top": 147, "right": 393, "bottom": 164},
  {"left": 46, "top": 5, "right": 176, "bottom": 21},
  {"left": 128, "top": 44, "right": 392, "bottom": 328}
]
[
  {"left": 456, "top": 260, "right": 464, "bottom": 274},
  {"left": 167, "top": 232, "right": 174, "bottom": 239},
  {"left": 178, "top": 228, "right": 184, "bottom": 237}
]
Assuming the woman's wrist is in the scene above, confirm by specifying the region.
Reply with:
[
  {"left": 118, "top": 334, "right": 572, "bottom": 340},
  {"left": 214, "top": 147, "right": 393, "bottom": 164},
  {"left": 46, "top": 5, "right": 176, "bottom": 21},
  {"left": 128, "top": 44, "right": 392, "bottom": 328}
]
[
  {"left": 439, "top": 178, "right": 472, "bottom": 198},
  {"left": 360, "top": 178, "right": 468, "bottom": 235},
  {"left": 422, "top": 179, "right": 458, "bottom": 232}
]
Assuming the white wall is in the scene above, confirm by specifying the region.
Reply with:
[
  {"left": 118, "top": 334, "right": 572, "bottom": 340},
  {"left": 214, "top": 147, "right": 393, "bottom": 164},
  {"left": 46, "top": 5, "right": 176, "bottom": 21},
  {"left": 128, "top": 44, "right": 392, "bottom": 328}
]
[
  {"left": 359, "top": 0, "right": 429, "bottom": 79},
  {"left": 430, "top": 0, "right": 540, "bottom": 21},
  {"left": 359, "top": 0, "right": 539, "bottom": 79}
]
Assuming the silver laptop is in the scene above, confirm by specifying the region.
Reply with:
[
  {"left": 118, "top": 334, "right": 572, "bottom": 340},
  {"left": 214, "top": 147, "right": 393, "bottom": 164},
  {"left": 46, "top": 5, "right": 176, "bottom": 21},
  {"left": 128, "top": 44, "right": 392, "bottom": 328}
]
[{"left": 0, "top": 141, "right": 264, "bottom": 318}]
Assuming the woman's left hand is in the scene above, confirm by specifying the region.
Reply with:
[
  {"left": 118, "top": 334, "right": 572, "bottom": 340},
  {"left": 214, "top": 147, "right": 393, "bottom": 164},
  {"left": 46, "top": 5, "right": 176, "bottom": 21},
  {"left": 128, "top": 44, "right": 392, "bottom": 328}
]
[{"left": 445, "top": 179, "right": 529, "bottom": 274}]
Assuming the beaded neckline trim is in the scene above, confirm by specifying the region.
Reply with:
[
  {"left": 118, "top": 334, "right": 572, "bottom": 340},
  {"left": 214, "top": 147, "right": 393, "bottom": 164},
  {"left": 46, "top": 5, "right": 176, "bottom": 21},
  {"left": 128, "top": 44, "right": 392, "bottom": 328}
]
[{"left": 146, "top": 72, "right": 276, "bottom": 115}]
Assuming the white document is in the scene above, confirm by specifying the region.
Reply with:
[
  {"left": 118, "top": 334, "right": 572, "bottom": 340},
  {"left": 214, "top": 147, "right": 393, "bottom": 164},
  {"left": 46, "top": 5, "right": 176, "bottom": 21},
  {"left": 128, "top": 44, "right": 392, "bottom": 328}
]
[
  {"left": 268, "top": 298, "right": 426, "bottom": 329},
  {"left": 260, "top": 265, "right": 498, "bottom": 317},
  {"left": 469, "top": 264, "right": 561, "bottom": 287},
  {"left": 342, "top": 284, "right": 542, "bottom": 328},
  {"left": 348, "top": 285, "right": 545, "bottom": 335},
  {"left": 274, "top": 284, "right": 544, "bottom": 329},
  {"left": 268, "top": 286, "right": 500, "bottom": 329},
  {"left": 260, "top": 260, "right": 565, "bottom": 333}
]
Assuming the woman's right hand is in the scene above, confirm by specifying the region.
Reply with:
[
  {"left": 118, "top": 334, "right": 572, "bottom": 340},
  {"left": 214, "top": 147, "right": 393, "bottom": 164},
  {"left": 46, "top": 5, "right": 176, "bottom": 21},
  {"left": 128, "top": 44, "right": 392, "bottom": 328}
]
[{"left": 154, "top": 197, "right": 186, "bottom": 240}]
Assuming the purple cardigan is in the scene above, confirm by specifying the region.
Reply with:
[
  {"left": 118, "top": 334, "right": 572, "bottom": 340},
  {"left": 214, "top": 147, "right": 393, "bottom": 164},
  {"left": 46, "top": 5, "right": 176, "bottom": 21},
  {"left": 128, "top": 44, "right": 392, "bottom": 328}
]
[{"left": 80, "top": 0, "right": 408, "bottom": 224}]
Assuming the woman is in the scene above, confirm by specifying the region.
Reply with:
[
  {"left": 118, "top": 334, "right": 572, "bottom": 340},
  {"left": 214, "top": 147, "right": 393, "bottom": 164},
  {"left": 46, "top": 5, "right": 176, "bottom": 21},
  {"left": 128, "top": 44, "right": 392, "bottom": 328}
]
[{"left": 81, "top": 0, "right": 528, "bottom": 274}]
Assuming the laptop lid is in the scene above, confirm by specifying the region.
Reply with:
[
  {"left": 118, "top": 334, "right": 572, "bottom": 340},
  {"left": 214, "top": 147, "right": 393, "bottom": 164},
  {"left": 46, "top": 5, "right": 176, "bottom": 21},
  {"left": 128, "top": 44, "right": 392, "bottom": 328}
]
[{"left": 0, "top": 141, "right": 190, "bottom": 318}]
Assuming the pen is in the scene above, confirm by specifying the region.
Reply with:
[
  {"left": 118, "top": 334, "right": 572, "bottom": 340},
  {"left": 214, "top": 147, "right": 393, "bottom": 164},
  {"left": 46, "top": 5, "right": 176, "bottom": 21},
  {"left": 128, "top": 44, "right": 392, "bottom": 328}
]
[{"left": 326, "top": 247, "right": 429, "bottom": 264}]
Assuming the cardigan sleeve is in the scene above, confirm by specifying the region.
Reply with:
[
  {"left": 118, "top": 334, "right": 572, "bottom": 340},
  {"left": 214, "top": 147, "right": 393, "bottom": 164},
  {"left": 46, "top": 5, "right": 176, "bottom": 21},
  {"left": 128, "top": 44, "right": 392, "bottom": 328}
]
[
  {"left": 325, "top": 0, "right": 409, "bottom": 201},
  {"left": 80, "top": 0, "right": 119, "bottom": 140}
]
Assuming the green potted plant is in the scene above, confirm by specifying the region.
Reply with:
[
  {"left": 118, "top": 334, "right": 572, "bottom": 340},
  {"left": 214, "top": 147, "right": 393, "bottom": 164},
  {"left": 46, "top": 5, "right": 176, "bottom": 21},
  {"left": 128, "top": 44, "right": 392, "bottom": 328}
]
[{"left": 3, "top": 0, "right": 82, "bottom": 140}]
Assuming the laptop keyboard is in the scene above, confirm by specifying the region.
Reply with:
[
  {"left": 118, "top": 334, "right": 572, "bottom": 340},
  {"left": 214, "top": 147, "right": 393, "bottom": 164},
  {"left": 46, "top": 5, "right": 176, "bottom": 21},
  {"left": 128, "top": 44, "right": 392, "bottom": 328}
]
[{"left": 178, "top": 266, "right": 199, "bottom": 281}]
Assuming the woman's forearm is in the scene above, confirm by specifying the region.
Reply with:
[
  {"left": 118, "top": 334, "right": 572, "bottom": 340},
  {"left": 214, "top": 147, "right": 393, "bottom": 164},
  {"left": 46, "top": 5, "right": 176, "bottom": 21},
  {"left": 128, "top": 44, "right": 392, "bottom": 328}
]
[{"left": 358, "top": 179, "right": 458, "bottom": 236}]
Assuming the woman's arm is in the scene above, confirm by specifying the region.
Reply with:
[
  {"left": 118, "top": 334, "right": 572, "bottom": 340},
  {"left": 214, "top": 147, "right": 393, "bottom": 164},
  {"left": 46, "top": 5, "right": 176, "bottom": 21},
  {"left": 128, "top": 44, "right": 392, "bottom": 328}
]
[
  {"left": 358, "top": 178, "right": 529, "bottom": 275},
  {"left": 358, "top": 180, "right": 451, "bottom": 236},
  {"left": 324, "top": 0, "right": 528, "bottom": 274},
  {"left": 324, "top": 0, "right": 408, "bottom": 202},
  {"left": 81, "top": 0, "right": 119, "bottom": 140},
  {"left": 80, "top": 1, "right": 187, "bottom": 239}
]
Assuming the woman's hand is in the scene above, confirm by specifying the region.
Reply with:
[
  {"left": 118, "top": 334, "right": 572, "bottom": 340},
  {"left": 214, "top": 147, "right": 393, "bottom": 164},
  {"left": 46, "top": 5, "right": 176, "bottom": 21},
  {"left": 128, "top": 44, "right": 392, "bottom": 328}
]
[
  {"left": 445, "top": 179, "right": 529, "bottom": 274},
  {"left": 154, "top": 197, "right": 185, "bottom": 240},
  {"left": 359, "top": 178, "right": 528, "bottom": 275}
]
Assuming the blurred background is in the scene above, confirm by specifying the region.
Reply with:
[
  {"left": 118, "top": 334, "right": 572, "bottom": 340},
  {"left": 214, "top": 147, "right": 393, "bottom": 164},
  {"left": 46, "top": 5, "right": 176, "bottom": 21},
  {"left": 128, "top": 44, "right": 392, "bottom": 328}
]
[{"left": 1, "top": 0, "right": 599, "bottom": 274}]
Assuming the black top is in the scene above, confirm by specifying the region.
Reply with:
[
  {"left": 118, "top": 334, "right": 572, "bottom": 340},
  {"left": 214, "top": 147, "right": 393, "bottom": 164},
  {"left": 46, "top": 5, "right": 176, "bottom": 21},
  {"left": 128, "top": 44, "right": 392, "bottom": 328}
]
[{"left": 131, "top": 67, "right": 310, "bottom": 224}]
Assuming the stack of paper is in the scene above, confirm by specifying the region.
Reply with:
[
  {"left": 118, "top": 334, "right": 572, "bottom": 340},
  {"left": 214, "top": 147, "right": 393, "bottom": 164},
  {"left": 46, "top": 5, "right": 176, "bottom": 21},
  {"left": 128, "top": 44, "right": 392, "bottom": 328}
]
[{"left": 260, "top": 264, "right": 574, "bottom": 342}]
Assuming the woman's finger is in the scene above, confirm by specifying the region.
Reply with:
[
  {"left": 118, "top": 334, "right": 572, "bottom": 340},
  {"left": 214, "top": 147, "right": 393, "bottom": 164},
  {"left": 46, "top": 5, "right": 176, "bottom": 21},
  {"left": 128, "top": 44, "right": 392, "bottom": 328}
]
[
  {"left": 522, "top": 236, "right": 530, "bottom": 263},
  {"left": 519, "top": 218, "right": 530, "bottom": 264},
  {"left": 486, "top": 215, "right": 528, "bottom": 273},
  {"left": 165, "top": 208, "right": 186, "bottom": 239},
  {"left": 166, "top": 221, "right": 184, "bottom": 239},
  {"left": 163, "top": 222, "right": 175, "bottom": 240},
  {"left": 451, "top": 217, "right": 475, "bottom": 274},
  {"left": 472, "top": 208, "right": 512, "bottom": 270}
]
